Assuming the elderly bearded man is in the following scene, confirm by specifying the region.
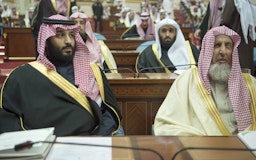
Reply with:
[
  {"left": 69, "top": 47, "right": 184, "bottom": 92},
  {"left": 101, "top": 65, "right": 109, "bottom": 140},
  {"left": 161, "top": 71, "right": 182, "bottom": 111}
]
[{"left": 154, "top": 26, "right": 256, "bottom": 136}]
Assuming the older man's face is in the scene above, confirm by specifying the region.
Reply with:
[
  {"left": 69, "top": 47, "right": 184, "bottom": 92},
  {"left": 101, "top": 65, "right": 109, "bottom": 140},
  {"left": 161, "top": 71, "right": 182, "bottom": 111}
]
[
  {"left": 212, "top": 34, "right": 233, "bottom": 65},
  {"left": 74, "top": 18, "right": 86, "bottom": 33},
  {"left": 209, "top": 34, "right": 233, "bottom": 83}
]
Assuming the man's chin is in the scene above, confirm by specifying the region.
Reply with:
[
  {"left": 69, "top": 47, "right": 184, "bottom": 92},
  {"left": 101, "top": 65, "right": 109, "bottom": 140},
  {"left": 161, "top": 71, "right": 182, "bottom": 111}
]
[
  {"left": 61, "top": 53, "right": 74, "bottom": 61},
  {"left": 216, "top": 61, "right": 229, "bottom": 64}
]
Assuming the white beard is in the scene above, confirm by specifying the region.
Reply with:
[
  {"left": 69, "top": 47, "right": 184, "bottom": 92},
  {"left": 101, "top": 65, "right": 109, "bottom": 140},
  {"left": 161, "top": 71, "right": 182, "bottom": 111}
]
[{"left": 208, "top": 63, "right": 231, "bottom": 83}]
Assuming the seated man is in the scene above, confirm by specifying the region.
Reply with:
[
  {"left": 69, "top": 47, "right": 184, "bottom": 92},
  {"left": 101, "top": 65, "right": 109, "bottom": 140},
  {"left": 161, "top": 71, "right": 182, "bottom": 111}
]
[
  {"left": 70, "top": 12, "right": 117, "bottom": 73},
  {"left": 121, "top": 12, "right": 155, "bottom": 40},
  {"left": 0, "top": 14, "right": 123, "bottom": 136},
  {"left": 124, "top": 10, "right": 138, "bottom": 28},
  {"left": 154, "top": 9, "right": 167, "bottom": 24},
  {"left": 154, "top": 26, "right": 256, "bottom": 136},
  {"left": 136, "top": 18, "right": 199, "bottom": 73},
  {"left": 115, "top": 7, "right": 130, "bottom": 28}
]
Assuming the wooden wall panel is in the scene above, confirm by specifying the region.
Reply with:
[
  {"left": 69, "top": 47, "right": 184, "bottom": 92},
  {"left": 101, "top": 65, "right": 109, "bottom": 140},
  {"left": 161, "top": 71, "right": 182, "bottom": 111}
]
[
  {"left": 107, "top": 73, "right": 177, "bottom": 135},
  {"left": 3, "top": 28, "right": 36, "bottom": 60}
]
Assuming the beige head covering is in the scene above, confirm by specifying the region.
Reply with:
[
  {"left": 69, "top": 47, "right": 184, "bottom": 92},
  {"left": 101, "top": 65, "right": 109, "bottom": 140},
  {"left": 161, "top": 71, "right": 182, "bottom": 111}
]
[
  {"left": 70, "top": 12, "right": 102, "bottom": 65},
  {"left": 136, "top": 12, "right": 155, "bottom": 40}
]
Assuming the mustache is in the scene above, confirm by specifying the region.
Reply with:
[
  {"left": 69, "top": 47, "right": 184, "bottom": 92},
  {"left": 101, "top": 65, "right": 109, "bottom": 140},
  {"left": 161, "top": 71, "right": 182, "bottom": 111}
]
[
  {"left": 62, "top": 44, "right": 74, "bottom": 50},
  {"left": 164, "top": 37, "right": 172, "bottom": 41}
]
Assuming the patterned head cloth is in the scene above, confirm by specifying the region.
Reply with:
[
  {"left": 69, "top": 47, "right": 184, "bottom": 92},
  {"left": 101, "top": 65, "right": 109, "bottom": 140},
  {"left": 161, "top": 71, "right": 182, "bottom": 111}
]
[
  {"left": 37, "top": 14, "right": 99, "bottom": 101},
  {"left": 155, "top": 18, "right": 190, "bottom": 70},
  {"left": 70, "top": 12, "right": 102, "bottom": 65},
  {"left": 136, "top": 12, "right": 155, "bottom": 40},
  {"left": 198, "top": 25, "right": 251, "bottom": 131},
  {"left": 210, "top": 0, "right": 225, "bottom": 27}
]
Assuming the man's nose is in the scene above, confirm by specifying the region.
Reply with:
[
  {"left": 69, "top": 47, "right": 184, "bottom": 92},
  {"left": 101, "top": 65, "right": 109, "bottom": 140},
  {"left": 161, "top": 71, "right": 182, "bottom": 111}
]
[
  {"left": 220, "top": 43, "right": 227, "bottom": 51},
  {"left": 64, "top": 35, "right": 72, "bottom": 44}
]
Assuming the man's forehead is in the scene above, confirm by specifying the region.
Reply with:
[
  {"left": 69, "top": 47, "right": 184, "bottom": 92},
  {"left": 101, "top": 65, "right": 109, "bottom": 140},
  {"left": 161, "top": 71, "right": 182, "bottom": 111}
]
[
  {"left": 214, "top": 34, "right": 233, "bottom": 42},
  {"left": 215, "top": 34, "right": 231, "bottom": 38},
  {"left": 56, "top": 27, "right": 74, "bottom": 32},
  {"left": 160, "top": 24, "right": 175, "bottom": 29},
  {"left": 74, "top": 17, "right": 86, "bottom": 22}
]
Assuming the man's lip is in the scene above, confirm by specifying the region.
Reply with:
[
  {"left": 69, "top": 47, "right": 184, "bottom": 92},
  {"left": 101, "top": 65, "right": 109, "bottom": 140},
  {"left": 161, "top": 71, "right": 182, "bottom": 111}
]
[
  {"left": 217, "top": 59, "right": 228, "bottom": 63},
  {"left": 63, "top": 47, "right": 72, "bottom": 52}
]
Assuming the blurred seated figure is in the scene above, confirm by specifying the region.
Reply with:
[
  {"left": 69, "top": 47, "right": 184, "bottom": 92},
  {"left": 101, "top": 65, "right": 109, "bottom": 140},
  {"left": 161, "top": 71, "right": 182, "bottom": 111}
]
[
  {"left": 150, "top": 5, "right": 158, "bottom": 24},
  {"left": 102, "top": 0, "right": 110, "bottom": 19},
  {"left": 70, "top": 12, "right": 117, "bottom": 73},
  {"left": 115, "top": 7, "right": 130, "bottom": 28},
  {"left": 1, "top": 4, "right": 11, "bottom": 26},
  {"left": 0, "top": 5, "right": 3, "bottom": 23},
  {"left": 20, "top": 7, "right": 34, "bottom": 27},
  {"left": 136, "top": 18, "right": 199, "bottom": 73},
  {"left": 1, "top": 4, "right": 11, "bottom": 18},
  {"left": 114, "top": 0, "right": 126, "bottom": 10},
  {"left": 124, "top": 10, "right": 138, "bottom": 28},
  {"left": 121, "top": 12, "right": 155, "bottom": 40},
  {"left": 10, "top": 7, "right": 19, "bottom": 19},
  {"left": 154, "top": 9, "right": 167, "bottom": 24}
]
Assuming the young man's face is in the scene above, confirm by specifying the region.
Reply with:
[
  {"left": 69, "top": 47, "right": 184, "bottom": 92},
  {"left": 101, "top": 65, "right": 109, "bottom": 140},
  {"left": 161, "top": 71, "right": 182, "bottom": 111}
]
[
  {"left": 46, "top": 28, "right": 76, "bottom": 62},
  {"left": 141, "top": 19, "right": 148, "bottom": 29},
  {"left": 159, "top": 24, "right": 176, "bottom": 48},
  {"left": 212, "top": 34, "right": 233, "bottom": 65}
]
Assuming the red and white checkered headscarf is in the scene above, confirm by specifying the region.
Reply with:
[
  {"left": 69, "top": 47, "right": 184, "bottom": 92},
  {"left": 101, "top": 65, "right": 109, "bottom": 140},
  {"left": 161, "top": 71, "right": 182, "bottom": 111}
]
[
  {"left": 198, "top": 25, "right": 251, "bottom": 131},
  {"left": 136, "top": 12, "right": 155, "bottom": 40},
  {"left": 210, "top": 0, "right": 225, "bottom": 27},
  {"left": 70, "top": 12, "right": 102, "bottom": 65},
  {"left": 37, "top": 14, "right": 99, "bottom": 101}
]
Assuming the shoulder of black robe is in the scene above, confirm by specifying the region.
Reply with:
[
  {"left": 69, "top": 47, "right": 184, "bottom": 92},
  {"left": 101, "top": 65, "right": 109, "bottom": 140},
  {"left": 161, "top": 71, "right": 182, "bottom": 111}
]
[
  {"left": 120, "top": 25, "right": 139, "bottom": 39},
  {"left": 189, "top": 41, "right": 200, "bottom": 64},
  {"left": 136, "top": 44, "right": 166, "bottom": 73}
]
